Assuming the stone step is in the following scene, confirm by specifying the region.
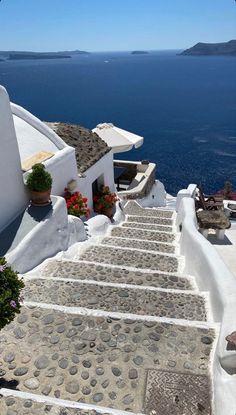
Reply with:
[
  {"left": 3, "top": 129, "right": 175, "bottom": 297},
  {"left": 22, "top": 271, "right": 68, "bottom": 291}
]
[
  {"left": 0, "top": 394, "right": 111, "bottom": 415},
  {"left": 111, "top": 227, "right": 175, "bottom": 243},
  {"left": 23, "top": 279, "right": 207, "bottom": 321},
  {"left": 124, "top": 201, "right": 174, "bottom": 218},
  {"left": 102, "top": 237, "right": 175, "bottom": 254},
  {"left": 0, "top": 306, "right": 214, "bottom": 413},
  {"left": 126, "top": 215, "right": 173, "bottom": 226},
  {"left": 123, "top": 222, "right": 173, "bottom": 232},
  {"left": 80, "top": 245, "right": 179, "bottom": 273},
  {"left": 42, "top": 260, "right": 193, "bottom": 290}
]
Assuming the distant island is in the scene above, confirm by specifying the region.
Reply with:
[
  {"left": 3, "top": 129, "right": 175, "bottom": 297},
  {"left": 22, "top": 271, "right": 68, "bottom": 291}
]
[
  {"left": 0, "top": 50, "right": 90, "bottom": 61},
  {"left": 131, "top": 51, "right": 148, "bottom": 55},
  {"left": 9, "top": 53, "right": 71, "bottom": 60},
  {"left": 180, "top": 40, "right": 236, "bottom": 56}
]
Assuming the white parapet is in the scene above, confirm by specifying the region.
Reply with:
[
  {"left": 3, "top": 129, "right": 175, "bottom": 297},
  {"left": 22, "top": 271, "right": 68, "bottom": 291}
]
[
  {"left": 176, "top": 184, "right": 197, "bottom": 212},
  {"left": 176, "top": 197, "right": 236, "bottom": 415},
  {"left": 6, "top": 196, "right": 86, "bottom": 273}
]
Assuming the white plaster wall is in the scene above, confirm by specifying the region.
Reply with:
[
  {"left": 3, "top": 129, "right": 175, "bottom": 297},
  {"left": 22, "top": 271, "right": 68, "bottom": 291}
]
[
  {"left": 176, "top": 184, "right": 197, "bottom": 212},
  {"left": 11, "top": 103, "right": 66, "bottom": 150},
  {"left": 13, "top": 115, "right": 59, "bottom": 161},
  {"left": 176, "top": 197, "right": 236, "bottom": 414},
  {"left": 76, "top": 151, "right": 115, "bottom": 209},
  {"left": 6, "top": 197, "right": 83, "bottom": 273},
  {"left": 0, "top": 86, "right": 28, "bottom": 231},
  {"left": 11, "top": 101, "right": 79, "bottom": 197},
  {"left": 40, "top": 147, "right": 79, "bottom": 196},
  {"left": 138, "top": 180, "right": 166, "bottom": 207}
]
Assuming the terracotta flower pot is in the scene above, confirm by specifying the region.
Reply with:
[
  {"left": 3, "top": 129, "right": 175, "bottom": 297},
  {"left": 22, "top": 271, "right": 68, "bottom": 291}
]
[
  {"left": 30, "top": 189, "right": 51, "bottom": 206},
  {"left": 102, "top": 206, "right": 113, "bottom": 219}
]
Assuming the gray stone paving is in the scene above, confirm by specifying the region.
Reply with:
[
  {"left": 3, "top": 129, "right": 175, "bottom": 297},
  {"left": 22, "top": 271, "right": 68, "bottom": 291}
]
[
  {"left": 144, "top": 370, "right": 211, "bottom": 415},
  {"left": 102, "top": 237, "right": 175, "bottom": 254},
  {"left": 42, "top": 261, "right": 192, "bottom": 290},
  {"left": 124, "top": 201, "right": 173, "bottom": 218},
  {"left": 0, "top": 396, "right": 110, "bottom": 415},
  {"left": 111, "top": 227, "right": 175, "bottom": 243},
  {"left": 0, "top": 307, "right": 214, "bottom": 413},
  {"left": 123, "top": 222, "right": 173, "bottom": 232},
  {"left": 126, "top": 215, "right": 173, "bottom": 226},
  {"left": 80, "top": 245, "right": 179, "bottom": 273},
  {"left": 0, "top": 201, "right": 215, "bottom": 414},
  {"left": 23, "top": 279, "right": 206, "bottom": 320}
]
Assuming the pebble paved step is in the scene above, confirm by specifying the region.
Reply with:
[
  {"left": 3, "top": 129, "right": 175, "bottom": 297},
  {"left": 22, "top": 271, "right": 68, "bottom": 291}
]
[
  {"left": 123, "top": 222, "right": 173, "bottom": 232},
  {"left": 24, "top": 279, "right": 207, "bottom": 321},
  {"left": 0, "top": 395, "right": 110, "bottom": 415},
  {"left": 80, "top": 245, "right": 179, "bottom": 273},
  {"left": 0, "top": 306, "right": 214, "bottom": 413},
  {"left": 111, "top": 227, "right": 175, "bottom": 243},
  {"left": 102, "top": 237, "right": 175, "bottom": 254},
  {"left": 42, "top": 260, "right": 193, "bottom": 290},
  {"left": 126, "top": 215, "right": 173, "bottom": 226},
  {"left": 124, "top": 201, "right": 173, "bottom": 218}
]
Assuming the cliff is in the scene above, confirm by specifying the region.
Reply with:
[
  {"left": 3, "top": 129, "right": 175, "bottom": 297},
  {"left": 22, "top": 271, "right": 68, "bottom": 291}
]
[{"left": 180, "top": 40, "right": 236, "bottom": 56}]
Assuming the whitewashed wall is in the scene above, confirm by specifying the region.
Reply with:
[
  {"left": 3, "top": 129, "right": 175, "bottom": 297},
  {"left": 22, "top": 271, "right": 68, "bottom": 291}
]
[
  {"left": 11, "top": 102, "right": 79, "bottom": 197},
  {"left": 0, "top": 86, "right": 28, "bottom": 231},
  {"left": 76, "top": 151, "right": 115, "bottom": 210},
  {"left": 11, "top": 103, "right": 66, "bottom": 149},
  {"left": 177, "top": 197, "right": 236, "bottom": 415}
]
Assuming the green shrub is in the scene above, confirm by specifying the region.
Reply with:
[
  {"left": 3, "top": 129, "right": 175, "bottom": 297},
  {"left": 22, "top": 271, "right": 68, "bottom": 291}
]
[
  {"left": 26, "top": 163, "right": 52, "bottom": 192},
  {"left": 0, "top": 257, "right": 25, "bottom": 330}
]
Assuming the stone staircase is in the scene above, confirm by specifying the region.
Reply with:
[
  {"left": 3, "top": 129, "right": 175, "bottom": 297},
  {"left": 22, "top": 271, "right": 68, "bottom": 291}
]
[{"left": 0, "top": 200, "right": 215, "bottom": 415}]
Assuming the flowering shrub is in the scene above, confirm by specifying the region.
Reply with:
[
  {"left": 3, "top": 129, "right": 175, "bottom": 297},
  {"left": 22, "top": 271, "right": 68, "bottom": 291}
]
[
  {"left": 93, "top": 185, "right": 119, "bottom": 212},
  {"left": 0, "top": 257, "right": 25, "bottom": 330},
  {"left": 64, "top": 188, "right": 90, "bottom": 218}
]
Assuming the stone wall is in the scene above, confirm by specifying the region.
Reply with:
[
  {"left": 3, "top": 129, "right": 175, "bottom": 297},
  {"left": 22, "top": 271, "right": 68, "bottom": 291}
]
[{"left": 46, "top": 123, "right": 110, "bottom": 173}]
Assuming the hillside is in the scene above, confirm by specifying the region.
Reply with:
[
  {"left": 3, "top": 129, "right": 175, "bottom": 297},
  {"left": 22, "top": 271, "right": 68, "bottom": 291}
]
[
  {"left": 180, "top": 40, "right": 236, "bottom": 56},
  {"left": 0, "top": 50, "right": 90, "bottom": 61}
]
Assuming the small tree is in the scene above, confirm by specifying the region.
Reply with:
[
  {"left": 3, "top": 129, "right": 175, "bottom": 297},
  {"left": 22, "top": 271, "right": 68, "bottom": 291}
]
[
  {"left": 0, "top": 257, "right": 25, "bottom": 330},
  {"left": 26, "top": 163, "right": 52, "bottom": 192}
]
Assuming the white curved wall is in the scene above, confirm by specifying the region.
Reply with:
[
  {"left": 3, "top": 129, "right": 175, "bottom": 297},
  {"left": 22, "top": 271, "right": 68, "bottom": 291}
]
[
  {"left": 177, "top": 197, "right": 236, "bottom": 415},
  {"left": 10, "top": 101, "right": 79, "bottom": 198},
  {"left": 0, "top": 86, "right": 28, "bottom": 231},
  {"left": 11, "top": 103, "right": 66, "bottom": 150}
]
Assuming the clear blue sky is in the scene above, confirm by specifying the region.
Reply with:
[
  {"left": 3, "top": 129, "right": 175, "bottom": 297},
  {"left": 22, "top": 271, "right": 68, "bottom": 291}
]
[{"left": 0, "top": 0, "right": 235, "bottom": 52}]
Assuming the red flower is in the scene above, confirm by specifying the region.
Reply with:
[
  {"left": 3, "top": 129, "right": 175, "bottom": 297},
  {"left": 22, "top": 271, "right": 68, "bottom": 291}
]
[{"left": 64, "top": 189, "right": 91, "bottom": 219}]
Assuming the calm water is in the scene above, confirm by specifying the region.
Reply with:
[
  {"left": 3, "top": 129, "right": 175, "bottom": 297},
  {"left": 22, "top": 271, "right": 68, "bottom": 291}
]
[{"left": 1, "top": 51, "right": 236, "bottom": 195}]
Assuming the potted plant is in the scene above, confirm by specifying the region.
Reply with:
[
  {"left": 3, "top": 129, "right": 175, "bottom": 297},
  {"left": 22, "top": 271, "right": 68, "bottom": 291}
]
[
  {"left": 0, "top": 257, "right": 24, "bottom": 330},
  {"left": 26, "top": 163, "right": 53, "bottom": 206},
  {"left": 93, "top": 185, "right": 118, "bottom": 218},
  {"left": 64, "top": 188, "right": 91, "bottom": 219}
]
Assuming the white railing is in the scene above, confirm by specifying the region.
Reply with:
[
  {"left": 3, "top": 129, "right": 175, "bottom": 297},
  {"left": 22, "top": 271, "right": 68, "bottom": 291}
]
[{"left": 177, "top": 197, "right": 236, "bottom": 415}]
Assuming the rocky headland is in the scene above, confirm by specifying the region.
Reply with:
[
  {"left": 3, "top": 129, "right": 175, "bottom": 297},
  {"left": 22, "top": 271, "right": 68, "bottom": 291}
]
[{"left": 180, "top": 40, "right": 236, "bottom": 56}]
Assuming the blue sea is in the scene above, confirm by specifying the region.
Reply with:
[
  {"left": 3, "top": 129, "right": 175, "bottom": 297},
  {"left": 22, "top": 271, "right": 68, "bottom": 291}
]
[{"left": 0, "top": 51, "right": 236, "bottom": 195}]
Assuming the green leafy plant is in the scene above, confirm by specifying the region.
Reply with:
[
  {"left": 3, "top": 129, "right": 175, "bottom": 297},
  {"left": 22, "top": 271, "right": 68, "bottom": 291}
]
[
  {"left": 0, "top": 257, "right": 25, "bottom": 330},
  {"left": 26, "top": 163, "right": 52, "bottom": 192}
]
